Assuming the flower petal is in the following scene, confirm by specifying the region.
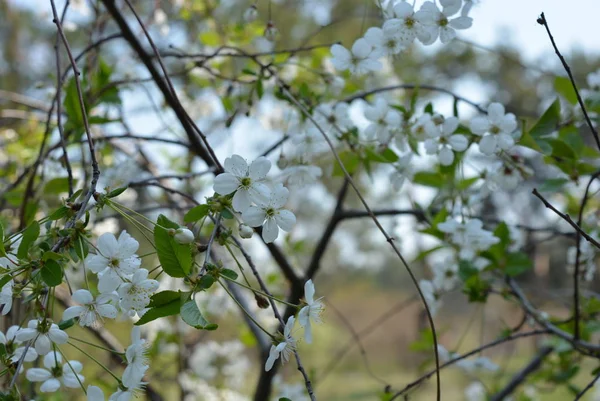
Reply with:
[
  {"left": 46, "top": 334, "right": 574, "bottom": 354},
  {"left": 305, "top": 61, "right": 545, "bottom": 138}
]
[
  {"left": 224, "top": 154, "right": 248, "bottom": 177},
  {"left": 213, "top": 173, "right": 239, "bottom": 195},
  {"left": 262, "top": 219, "right": 279, "bottom": 243},
  {"left": 242, "top": 206, "right": 266, "bottom": 227},
  {"left": 72, "top": 289, "right": 93, "bottom": 305},
  {"left": 232, "top": 189, "right": 252, "bottom": 213},
  {"left": 275, "top": 210, "right": 296, "bottom": 232},
  {"left": 97, "top": 233, "right": 119, "bottom": 258},
  {"left": 479, "top": 134, "right": 497, "bottom": 155},
  {"left": 249, "top": 157, "right": 271, "bottom": 181}
]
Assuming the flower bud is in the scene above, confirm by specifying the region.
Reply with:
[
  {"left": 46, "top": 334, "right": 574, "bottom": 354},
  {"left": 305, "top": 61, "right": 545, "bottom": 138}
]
[
  {"left": 239, "top": 224, "right": 253, "bottom": 239},
  {"left": 174, "top": 228, "right": 195, "bottom": 244},
  {"left": 255, "top": 293, "right": 270, "bottom": 309},
  {"left": 243, "top": 5, "right": 258, "bottom": 22},
  {"left": 264, "top": 21, "right": 278, "bottom": 42}
]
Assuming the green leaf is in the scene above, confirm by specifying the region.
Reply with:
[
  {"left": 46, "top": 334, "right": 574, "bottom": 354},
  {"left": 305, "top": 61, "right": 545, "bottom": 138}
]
[
  {"left": 154, "top": 215, "right": 192, "bottom": 278},
  {"left": 364, "top": 147, "right": 399, "bottom": 163},
  {"left": 41, "top": 260, "right": 63, "bottom": 287},
  {"left": 554, "top": 76, "right": 578, "bottom": 105},
  {"left": 458, "top": 260, "right": 479, "bottom": 281},
  {"left": 180, "top": 300, "right": 217, "bottom": 330},
  {"left": 17, "top": 221, "right": 40, "bottom": 259},
  {"left": 412, "top": 172, "right": 445, "bottom": 188},
  {"left": 279, "top": 399, "right": 293, "bottom": 401},
  {"left": 505, "top": 252, "right": 533, "bottom": 277},
  {"left": 220, "top": 268, "right": 238, "bottom": 280},
  {"left": 184, "top": 205, "right": 210, "bottom": 224},
  {"left": 58, "top": 318, "right": 76, "bottom": 330},
  {"left": 529, "top": 99, "right": 560, "bottom": 138},
  {"left": 44, "top": 177, "right": 74, "bottom": 195},
  {"left": 106, "top": 187, "right": 127, "bottom": 198},
  {"left": 456, "top": 177, "right": 480, "bottom": 191},
  {"left": 332, "top": 151, "right": 361, "bottom": 177},
  {"left": 198, "top": 274, "right": 216, "bottom": 290},
  {"left": 47, "top": 206, "right": 69, "bottom": 221},
  {"left": 136, "top": 295, "right": 181, "bottom": 326},
  {"left": 546, "top": 138, "right": 577, "bottom": 160},
  {"left": 42, "top": 251, "right": 63, "bottom": 261},
  {"left": 256, "top": 78, "right": 264, "bottom": 99},
  {"left": 539, "top": 178, "right": 570, "bottom": 193},
  {"left": 0, "top": 222, "right": 5, "bottom": 258},
  {"left": 221, "top": 209, "right": 234, "bottom": 219},
  {"left": 0, "top": 275, "right": 12, "bottom": 290},
  {"left": 148, "top": 290, "right": 182, "bottom": 308}
]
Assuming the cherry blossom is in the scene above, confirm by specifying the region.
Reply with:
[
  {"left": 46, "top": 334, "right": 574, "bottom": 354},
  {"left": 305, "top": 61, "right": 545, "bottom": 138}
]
[
  {"left": 470, "top": 103, "right": 518, "bottom": 155},
  {"left": 118, "top": 269, "right": 159, "bottom": 315},
  {"left": 265, "top": 316, "right": 297, "bottom": 371},
  {"left": 26, "top": 352, "right": 84, "bottom": 392},
  {"left": 390, "top": 153, "right": 415, "bottom": 191},
  {"left": 242, "top": 184, "right": 296, "bottom": 243},
  {"left": 63, "top": 289, "right": 118, "bottom": 327},
  {"left": 416, "top": 0, "right": 473, "bottom": 44},
  {"left": 281, "top": 165, "right": 323, "bottom": 188},
  {"left": 419, "top": 279, "right": 441, "bottom": 316},
  {"left": 0, "top": 279, "right": 13, "bottom": 316},
  {"left": 123, "top": 327, "right": 149, "bottom": 389},
  {"left": 86, "top": 231, "right": 142, "bottom": 293},
  {"left": 315, "top": 102, "right": 353, "bottom": 134},
  {"left": 384, "top": 1, "right": 437, "bottom": 46},
  {"left": 213, "top": 155, "right": 272, "bottom": 213},
  {"left": 363, "top": 24, "right": 405, "bottom": 56},
  {"left": 298, "top": 280, "right": 324, "bottom": 344},
  {"left": 364, "top": 97, "right": 402, "bottom": 143},
  {"left": 0, "top": 325, "right": 38, "bottom": 364},
  {"left": 424, "top": 116, "right": 469, "bottom": 165},
  {"left": 16, "top": 319, "right": 69, "bottom": 355},
  {"left": 330, "top": 38, "right": 382, "bottom": 75}
]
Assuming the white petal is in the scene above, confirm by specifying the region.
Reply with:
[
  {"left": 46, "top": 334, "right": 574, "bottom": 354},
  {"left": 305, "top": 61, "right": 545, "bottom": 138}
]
[
  {"left": 497, "top": 133, "right": 515, "bottom": 150},
  {"left": 72, "top": 289, "right": 93, "bottom": 305},
  {"left": 35, "top": 335, "right": 51, "bottom": 355},
  {"left": 275, "top": 210, "right": 296, "bottom": 232},
  {"left": 232, "top": 189, "right": 252, "bottom": 213},
  {"left": 98, "top": 271, "right": 122, "bottom": 293},
  {"left": 265, "top": 345, "right": 280, "bottom": 371},
  {"left": 442, "top": 117, "right": 459, "bottom": 135},
  {"left": 40, "top": 378, "right": 61, "bottom": 392},
  {"left": 424, "top": 139, "right": 439, "bottom": 155},
  {"left": 262, "top": 219, "right": 280, "bottom": 243},
  {"left": 48, "top": 328, "right": 68, "bottom": 345},
  {"left": 85, "top": 254, "right": 109, "bottom": 274},
  {"left": 487, "top": 103, "right": 505, "bottom": 123},
  {"left": 119, "top": 256, "right": 141, "bottom": 274},
  {"left": 15, "top": 327, "right": 37, "bottom": 342},
  {"left": 88, "top": 386, "right": 105, "bottom": 401},
  {"left": 224, "top": 154, "right": 248, "bottom": 177},
  {"left": 364, "top": 27, "right": 384, "bottom": 46},
  {"left": 351, "top": 38, "right": 372, "bottom": 58},
  {"left": 479, "top": 135, "right": 497, "bottom": 155},
  {"left": 249, "top": 157, "right": 271, "bottom": 180},
  {"left": 26, "top": 368, "right": 52, "bottom": 382},
  {"left": 304, "top": 280, "right": 315, "bottom": 304},
  {"left": 448, "top": 134, "right": 468, "bottom": 151},
  {"left": 97, "top": 233, "right": 119, "bottom": 258},
  {"left": 63, "top": 373, "right": 85, "bottom": 388},
  {"left": 242, "top": 206, "right": 266, "bottom": 227},
  {"left": 63, "top": 305, "right": 86, "bottom": 321},
  {"left": 249, "top": 182, "right": 271, "bottom": 207},
  {"left": 500, "top": 114, "right": 518, "bottom": 133},
  {"left": 304, "top": 320, "right": 313, "bottom": 344},
  {"left": 298, "top": 306, "right": 310, "bottom": 327},
  {"left": 439, "top": 147, "right": 455, "bottom": 166},
  {"left": 64, "top": 360, "right": 83, "bottom": 374},
  {"left": 449, "top": 16, "right": 472, "bottom": 30},
  {"left": 117, "top": 231, "right": 139, "bottom": 258},
  {"left": 270, "top": 184, "right": 290, "bottom": 209},
  {"left": 97, "top": 304, "right": 118, "bottom": 319},
  {"left": 439, "top": 26, "right": 456, "bottom": 44},
  {"left": 213, "top": 173, "right": 239, "bottom": 195},
  {"left": 470, "top": 117, "right": 490, "bottom": 135}
]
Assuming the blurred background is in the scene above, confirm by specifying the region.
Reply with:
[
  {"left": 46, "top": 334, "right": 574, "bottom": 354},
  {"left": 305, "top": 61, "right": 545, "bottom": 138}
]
[{"left": 2, "top": 0, "right": 600, "bottom": 400}]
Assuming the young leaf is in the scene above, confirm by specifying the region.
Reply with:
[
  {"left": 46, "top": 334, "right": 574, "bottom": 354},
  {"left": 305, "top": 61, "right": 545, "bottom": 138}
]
[
  {"left": 17, "top": 221, "right": 40, "bottom": 259},
  {"left": 184, "top": 205, "right": 210, "bottom": 224},
  {"left": 554, "top": 76, "right": 577, "bottom": 105},
  {"left": 154, "top": 215, "right": 192, "bottom": 278},
  {"left": 41, "top": 260, "right": 63, "bottom": 287},
  {"left": 529, "top": 99, "right": 560, "bottom": 138},
  {"left": 180, "top": 300, "right": 216, "bottom": 330},
  {"left": 135, "top": 296, "right": 181, "bottom": 326}
]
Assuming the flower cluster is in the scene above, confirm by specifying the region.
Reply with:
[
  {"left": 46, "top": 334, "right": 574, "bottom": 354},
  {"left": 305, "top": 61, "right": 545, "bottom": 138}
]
[
  {"left": 213, "top": 155, "right": 296, "bottom": 243},
  {"left": 331, "top": 0, "right": 473, "bottom": 75},
  {"left": 438, "top": 218, "right": 500, "bottom": 261}
]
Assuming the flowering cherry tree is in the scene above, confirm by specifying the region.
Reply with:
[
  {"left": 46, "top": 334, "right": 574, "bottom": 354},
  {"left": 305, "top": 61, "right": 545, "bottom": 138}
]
[{"left": 2, "top": 1, "right": 600, "bottom": 401}]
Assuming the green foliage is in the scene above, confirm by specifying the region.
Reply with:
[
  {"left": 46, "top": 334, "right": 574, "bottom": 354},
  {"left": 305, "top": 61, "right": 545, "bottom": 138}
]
[
  {"left": 17, "top": 221, "right": 39, "bottom": 259},
  {"left": 180, "top": 300, "right": 217, "bottom": 330},
  {"left": 154, "top": 214, "right": 193, "bottom": 278},
  {"left": 41, "top": 259, "right": 63, "bottom": 287},
  {"left": 184, "top": 204, "right": 210, "bottom": 223}
]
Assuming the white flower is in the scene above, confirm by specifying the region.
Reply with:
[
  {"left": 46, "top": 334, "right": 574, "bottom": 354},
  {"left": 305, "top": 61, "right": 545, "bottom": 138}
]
[
  {"left": 0, "top": 279, "right": 13, "bottom": 316},
  {"left": 411, "top": 113, "right": 438, "bottom": 141},
  {"left": 471, "top": 103, "right": 518, "bottom": 155},
  {"left": 282, "top": 165, "right": 322, "bottom": 188},
  {"left": 298, "top": 280, "right": 324, "bottom": 344},
  {"left": 242, "top": 184, "right": 296, "bottom": 243},
  {"left": 238, "top": 224, "right": 254, "bottom": 239},
  {"left": 174, "top": 228, "right": 194, "bottom": 244},
  {"left": 26, "top": 352, "right": 84, "bottom": 392},
  {"left": 213, "top": 155, "right": 272, "bottom": 213},
  {"left": 243, "top": 5, "right": 258, "bottom": 22},
  {"left": 419, "top": 280, "right": 441, "bottom": 316},
  {"left": 364, "top": 24, "right": 405, "bottom": 56},
  {"left": 438, "top": 218, "right": 499, "bottom": 260},
  {"left": 63, "top": 289, "right": 118, "bottom": 327},
  {"left": 315, "top": 102, "right": 353, "bottom": 134},
  {"left": 390, "top": 153, "right": 415, "bottom": 191},
  {"left": 424, "top": 116, "right": 468, "bottom": 165},
  {"left": 118, "top": 269, "right": 159, "bottom": 315},
  {"left": 431, "top": 257, "right": 459, "bottom": 291},
  {"left": 265, "top": 316, "right": 297, "bottom": 371},
  {"left": 16, "top": 319, "right": 69, "bottom": 355},
  {"left": 86, "top": 231, "right": 142, "bottom": 293},
  {"left": 464, "top": 381, "right": 486, "bottom": 401},
  {"left": 290, "top": 126, "right": 328, "bottom": 160},
  {"left": 385, "top": 1, "right": 437, "bottom": 46},
  {"left": 88, "top": 386, "right": 105, "bottom": 401},
  {"left": 364, "top": 97, "right": 402, "bottom": 143},
  {"left": 416, "top": 0, "right": 473, "bottom": 43},
  {"left": 0, "top": 325, "right": 38, "bottom": 363},
  {"left": 330, "top": 38, "right": 382, "bottom": 75},
  {"left": 480, "top": 162, "right": 522, "bottom": 195},
  {"left": 123, "top": 327, "right": 149, "bottom": 389}
]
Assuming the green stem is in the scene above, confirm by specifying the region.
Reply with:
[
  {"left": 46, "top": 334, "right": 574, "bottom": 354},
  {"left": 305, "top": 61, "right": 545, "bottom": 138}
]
[
  {"left": 69, "top": 336, "right": 125, "bottom": 355},
  {"left": 220, "top": 274, "right": 299, "bottom": 309},
  {"left": 68, "top": 341, "right": 122, "bottom": 383}
]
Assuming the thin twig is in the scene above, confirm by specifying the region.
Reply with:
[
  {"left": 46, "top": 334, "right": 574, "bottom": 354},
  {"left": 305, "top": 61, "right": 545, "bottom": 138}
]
[{"left": 537, "top": 12, "right": 600, "bottom": 151}]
